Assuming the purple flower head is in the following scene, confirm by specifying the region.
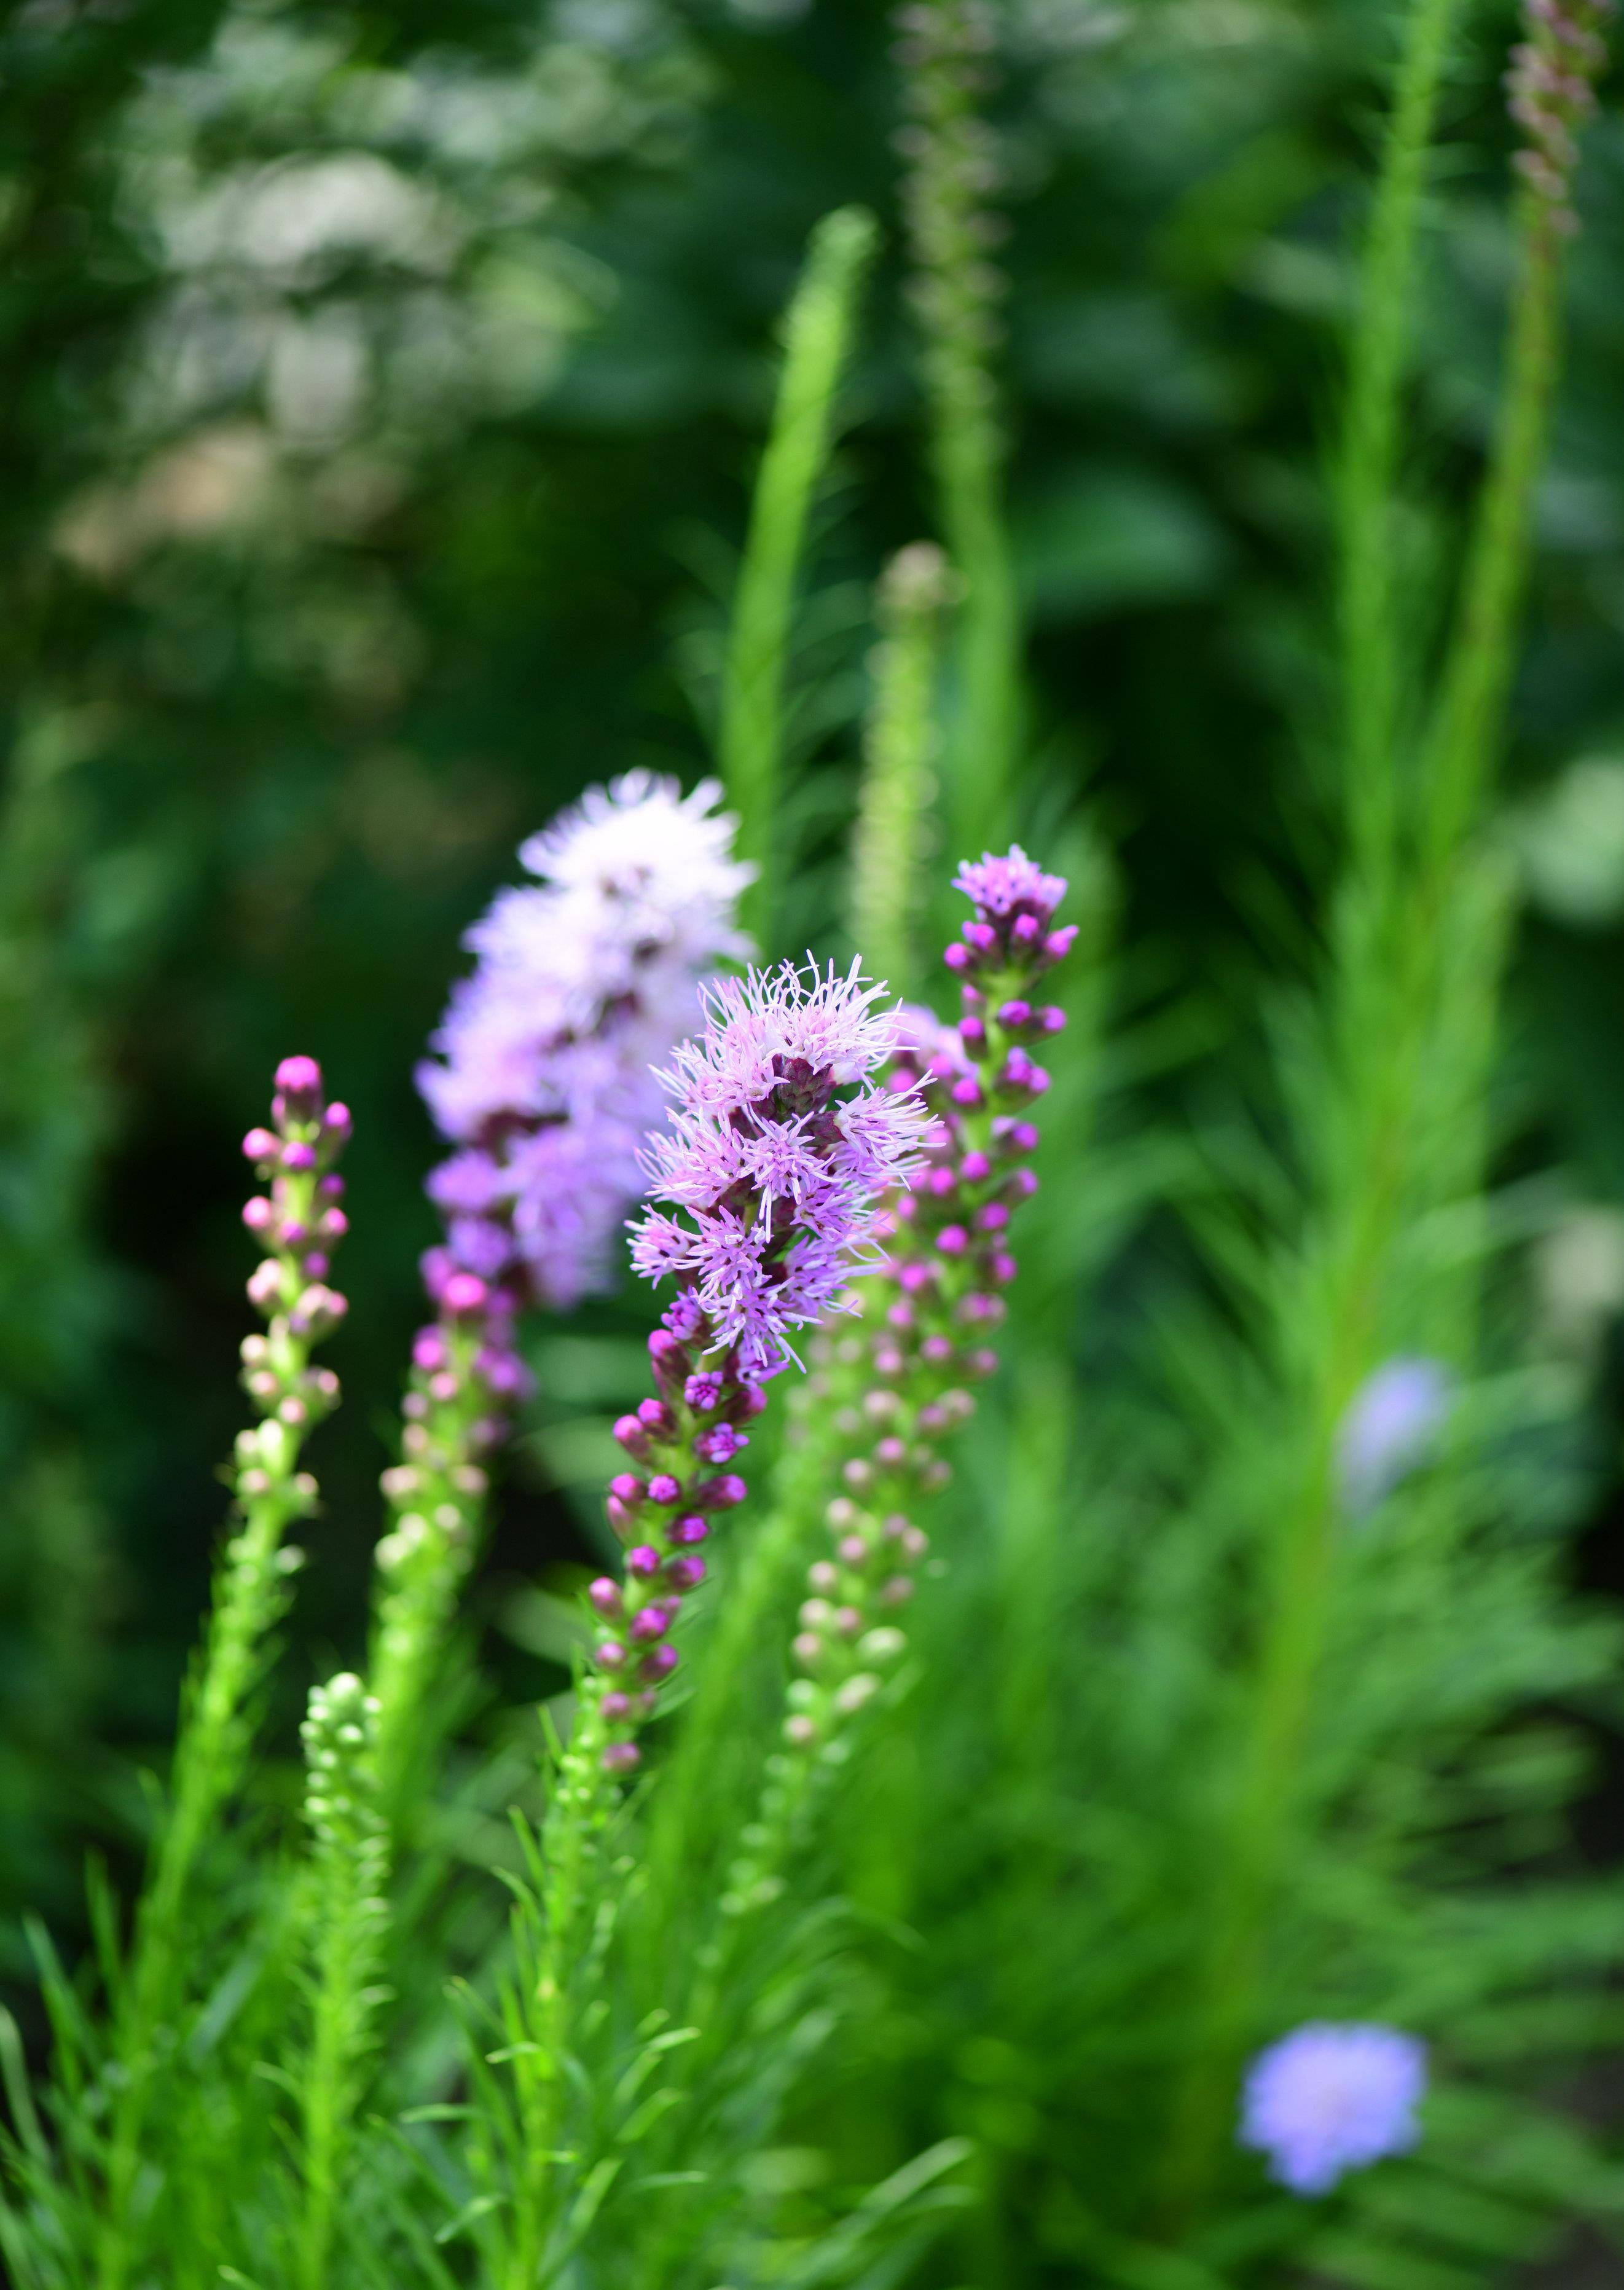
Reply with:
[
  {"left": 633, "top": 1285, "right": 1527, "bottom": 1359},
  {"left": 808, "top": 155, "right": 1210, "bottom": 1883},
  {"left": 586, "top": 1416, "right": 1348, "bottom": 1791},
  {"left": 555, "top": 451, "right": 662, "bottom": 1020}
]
[
  {"left": 953, "top": 846, "right": 1067, "bottom": 928},
  {"left": 416, "top": 773, "right": 750, "bottom": 1312},
  {"left": 1241, "top": 2023, "right": 1427, "bottom": 2196},
  {"left": 629, "top": 959, "right": 930, "bottom": 1376},
  {"left": 1337, "top": 1357, "right": 1453, "bottom": 1515}
]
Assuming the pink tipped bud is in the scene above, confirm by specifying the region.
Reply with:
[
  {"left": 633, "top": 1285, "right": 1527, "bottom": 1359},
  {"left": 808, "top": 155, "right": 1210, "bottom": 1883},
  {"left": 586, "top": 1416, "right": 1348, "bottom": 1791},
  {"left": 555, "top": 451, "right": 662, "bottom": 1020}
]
[
  {"left": 601, "top": 1690, "right": 634, "bottom": 1720},
  {"left": 243, "top": 1196, "right": 274, "bottom": 1233},
  {"left": 602, "top": 1741, "right": 641, "bottom": 1774},
  {"left": 243, "top": 1127, "right": 277, "bottom": 1162},
  {"left": 281, "top": 1140, "right": 317, "bottom": 1174},
  {"left": 442, "top": 1272, "right": 488, "bottom": 1318},
  {"left": 927, "top": 1166, "right": 956, "bottom": 1198},
  {"left": 965, "top": 921, "right": 997, "bottom": 954},
  {"left": 247, "top": 1259, "right": 283, "bottom": 1310},
  {"left": 943, "top": 943, "right": 971, "bottom": 974},
  {"left": 997, "top": 999, "right": 1032, "bottom": 1028},
  {"left": 1011, "top": 913, "right": 1041, "bottom": 947},
  {"left": 323, "top": 1100, "right": 351, "bottom": 1135},
  {"left": 641, "top": 1643, "right": 678, "bottom": 1680},
  {"left": 613, "top": 1414, "right": 650, "bottom": 1457},
  {"left": 837, "top": 1533, "right": 868, "bottom": 1565},
  {"left": 875, "top": 1436, "right": 907, "bottom": 1467},
  {"left": 667, "top": 1555, "right": 705, "bottom": 1590},
  {"left": 1008, "top": 1120, "right": 1040, "bottom": 1153},
  {"left": 936, "top": 1224, "right": 969, "bottom": 1256},
  {"left": 921, "top": 1333, "right": 954, "bottom": 1364},
  {"left": 609, "top": 1473, "right": 645, "bottom": 1507},
  {"left": 646, "top": 1472, "right": 682, "bottom": 1506},
  {"left": 638, "top": 1397, "right": 675, "bottom": 1435},
  {"left": 412, "top": 1328, "right": 447, "bottom": 1373},
  {"left": 589, "top": 1577, "right": 622, "bottom": 1617},
  {"left": 595, "top": 1640, "right": 627, "bottom": 1669},
  {"left": 606, "top": 1496, "right": 635, "bottom": 1536},
  {"left": 960, "top": 1150, "right": 992, "bottom": 1182},
  {"left": 630, "top": 1605, "right": 670, "bottom": 1642},
  {"left": 967, "top": 1347, "right": 999, "bottom": 1378},
  {"left": 670, "top": 1513, "right": 709, "bottom": 1545},
  {"left": 627, "top": 1545, "right": 662, "bottom": 1578},
  {"left": 990, "top": 1252, "right": 1018, "bottom": 1285},
  {"left": 1040, "top": 1006, "right": 1066, "bottom": 1033},
  {"left": 1044, "top": 925, "right": 1077, "bottom": 962},
  {"left": 275, "top": 1054, "right": 322, "bottom": 1102},
  {"left": 951, "top": 1078, "right": 984, "bottom": 1110},
  {"left": 977, "top": 1201, "right": 1010, "bottom": 1232},
  {"left": 694, "top": 1473, "right": 747, "bottom": 1510}
]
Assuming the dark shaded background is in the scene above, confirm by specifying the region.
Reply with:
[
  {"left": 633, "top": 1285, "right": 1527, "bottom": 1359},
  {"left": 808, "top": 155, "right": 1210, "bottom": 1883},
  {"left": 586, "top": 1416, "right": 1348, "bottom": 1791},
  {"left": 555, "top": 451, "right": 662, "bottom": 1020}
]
[{"left": 4, "top": 0, "right": 1624, "bottom": 1991}]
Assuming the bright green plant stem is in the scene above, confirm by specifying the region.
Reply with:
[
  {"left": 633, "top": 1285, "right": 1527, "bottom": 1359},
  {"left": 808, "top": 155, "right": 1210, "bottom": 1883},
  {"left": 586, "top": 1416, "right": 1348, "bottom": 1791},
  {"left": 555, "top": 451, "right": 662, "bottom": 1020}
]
[
  {"left": 849, "top": 542, "right": 953, "bottom": 1000},
  {"left": 1156, "top": 84, "right": 1583, "bottom": 2242},
  {"left": 896, "top": 0, "right": 1021, "bottom": 859},
  {"left": 95, "top": 1170, "right": 334, "bottom": 2290},
  {"left": 1424, "top": 186, "right": 1572, "bottom": 863},
  {"left": 720, "top": 205, "right": 877, "bottom": 949},
  {"left": 368, "top": 1319, "right": 492, "bottom": 1828},
  {"left": 295, "top": 1673, "right": 390, "bottom": 2290},
  {"left": 1337, "top": 0, "right": 1468, "bottom": 863}
]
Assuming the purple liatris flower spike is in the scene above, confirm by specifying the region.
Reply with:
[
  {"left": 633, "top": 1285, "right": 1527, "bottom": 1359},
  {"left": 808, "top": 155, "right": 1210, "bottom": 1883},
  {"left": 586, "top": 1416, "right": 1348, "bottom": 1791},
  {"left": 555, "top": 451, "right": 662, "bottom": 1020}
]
[
  {"left": 417, "top": 770, "right": 752, "bottom": 1314},
  {"left": 1336, "top": 1357, "right": 1452, "bottom": 1515},
  {"left": 587, "top": 960, "right": 928, "bottom": 1775},
  {"left": 1240, "top": 2023, "right": 1427, "bottom": 2195},
  {"left": 769, "top": 850, "right": 1073, "bottom": 1759}
]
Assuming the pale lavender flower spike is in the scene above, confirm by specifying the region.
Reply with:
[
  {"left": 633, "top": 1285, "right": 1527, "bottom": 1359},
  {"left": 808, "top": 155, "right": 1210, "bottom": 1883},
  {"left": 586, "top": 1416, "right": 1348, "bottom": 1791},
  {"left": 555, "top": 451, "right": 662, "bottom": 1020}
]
[
  {"left": 1241, "top": 2022, "right": 1427, "bottom": 2195},
  {"left": 1336, "top": 1356, "right": 1453, "bottom": 1513},
  {"left": 417, "top": 771, "right": 753, "bottom": 1312},
  {"left": 630, "top": 959, "right": 932, "bottom": 1378}
]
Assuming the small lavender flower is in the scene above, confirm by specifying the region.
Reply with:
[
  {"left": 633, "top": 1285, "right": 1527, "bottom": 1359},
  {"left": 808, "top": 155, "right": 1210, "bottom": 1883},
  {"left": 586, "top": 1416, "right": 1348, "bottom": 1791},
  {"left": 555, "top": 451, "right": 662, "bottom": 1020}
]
[
  {"left": 1336, "top": 1357, "right": 1452, "bottom": 1515},
  {"left": 1507, "top": 0, "right": 1615, "bottom": 232},
  {"left": 1241, "top": 2023, "right": 1427, "bottom": 2195},
  {"left": 417, "top": 770, "right": 752, "bottom": 1313},
  {"left": 589, "top": 960, "right": 928, "bottom": 1772}
]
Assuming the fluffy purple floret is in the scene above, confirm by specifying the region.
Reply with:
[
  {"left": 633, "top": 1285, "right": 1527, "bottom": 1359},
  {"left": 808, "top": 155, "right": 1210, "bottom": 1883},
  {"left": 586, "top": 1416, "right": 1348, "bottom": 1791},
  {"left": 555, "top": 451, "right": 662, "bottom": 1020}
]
[
  {"left": 1336, "top": 1357, "right": 1452, "bottom": 1514},
  {"left": 1240, "top": 2023, "right": 1427, "bottom": 2195},
  {"left": 629, "top": 960, "right": 930, "bottom": 1376},
  {"left": 417, "top": 772, "right": 751, "bottom": 1309},
  {"left": 953, "top": 844, "right": 1067, "bottom": 925}
]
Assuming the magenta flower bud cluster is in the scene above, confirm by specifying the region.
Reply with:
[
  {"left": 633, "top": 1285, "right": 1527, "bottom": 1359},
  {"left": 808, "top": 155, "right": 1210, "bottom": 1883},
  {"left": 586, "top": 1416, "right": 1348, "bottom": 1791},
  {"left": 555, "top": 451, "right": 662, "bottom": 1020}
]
[
  {"left": 1507, "top": 0, "right": 1614, "bottom": 230},
  {"left": 780, "top": 850, "right": 1070, "bottom": 1755},
  {"left": 235, "top": 1056, "right": 351, "bottom": 1496},
  {"left": 590, "top": 960, "right": 930, "bottom": 1776},
  {"left": 417, "top": 772, "right": 752, "bottom": 1317}
]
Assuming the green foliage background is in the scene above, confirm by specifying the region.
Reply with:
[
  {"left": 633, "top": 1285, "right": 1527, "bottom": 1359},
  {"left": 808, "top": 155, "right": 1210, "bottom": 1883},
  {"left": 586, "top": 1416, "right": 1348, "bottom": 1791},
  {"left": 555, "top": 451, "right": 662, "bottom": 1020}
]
[{"left": 5, "top": 0, "right": 1624, "bottom": 2147}]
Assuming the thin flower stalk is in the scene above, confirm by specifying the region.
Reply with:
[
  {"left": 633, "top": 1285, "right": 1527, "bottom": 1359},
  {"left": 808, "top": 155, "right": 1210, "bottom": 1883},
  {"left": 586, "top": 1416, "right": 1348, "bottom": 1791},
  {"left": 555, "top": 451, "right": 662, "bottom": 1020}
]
[
  {"left": 719, "top": 206, "right": 877, "bottom": 948},
  {"left": 294, "top": 1672, "right": 390, "bottom": 2290},
  {"left": 95, "top": 1057, "right": 350, "bottom": 2290},
  {"left": 849, "top": 541, "right": 953, "bottom": 1002},
  {"left": 369, "top": 774, "right": 750, "bottom": 1818},
  {"left": 895, "top": 0, "right": 1021, "bottom": 857},
  {"left": 1156, "top": 0, "right": 1611, "bottom": 2227},
  {"left": 493, "top": 959, "right": 928, "bottom": 2283},
  {"left": 712, "top": 850, "right": 1073, "bottom": 1922}
]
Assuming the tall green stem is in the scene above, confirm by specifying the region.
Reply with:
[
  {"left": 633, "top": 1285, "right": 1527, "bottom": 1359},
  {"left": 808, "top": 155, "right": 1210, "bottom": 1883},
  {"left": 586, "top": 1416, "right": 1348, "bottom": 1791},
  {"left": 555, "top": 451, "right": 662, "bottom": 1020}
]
[
  {"left": 295, "top": 1674, "right": 390, "bottom": 2290},
  {"left": 1337, "top": 0, "right": 1467, "bottom": 865},
  {"left": 849, "top": 542, "right": 952, "bottom": 1000},
  {"left": 720, "top": 206, "right": 877, "bottom": 949},
  {"left": 1157, "top": 27, "right": 1580, "bottom": 2238},
  {"left": 896, "top": 0, "right": 1021, "bottom": 858}
]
